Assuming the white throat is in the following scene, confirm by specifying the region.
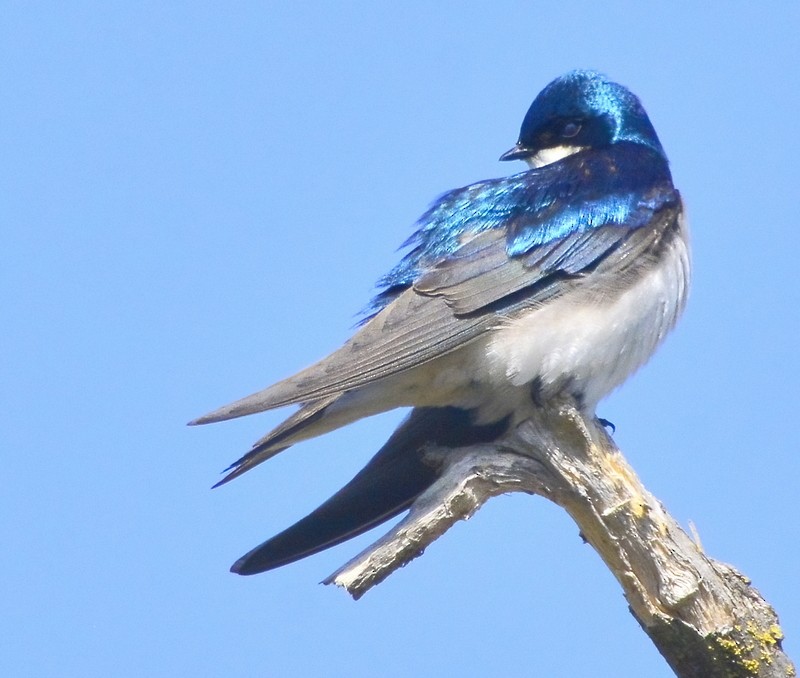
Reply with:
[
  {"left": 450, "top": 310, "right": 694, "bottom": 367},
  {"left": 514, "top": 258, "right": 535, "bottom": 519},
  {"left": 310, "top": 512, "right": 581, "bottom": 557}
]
[{"left": 525, "top": 144, "right": 586, "bottom": 169}]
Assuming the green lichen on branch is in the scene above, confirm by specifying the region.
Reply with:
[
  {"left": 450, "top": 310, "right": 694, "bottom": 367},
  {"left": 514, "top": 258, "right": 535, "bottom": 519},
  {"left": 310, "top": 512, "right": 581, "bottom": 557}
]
[{"left": 704, "top": 622, "right": 788, "bottom": 677}]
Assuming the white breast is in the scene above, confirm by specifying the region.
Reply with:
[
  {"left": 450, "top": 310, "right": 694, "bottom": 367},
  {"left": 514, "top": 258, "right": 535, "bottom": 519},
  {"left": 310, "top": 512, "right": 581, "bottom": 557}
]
[{"left": 484, "top": 218, "right": 691, "bottom": 412}]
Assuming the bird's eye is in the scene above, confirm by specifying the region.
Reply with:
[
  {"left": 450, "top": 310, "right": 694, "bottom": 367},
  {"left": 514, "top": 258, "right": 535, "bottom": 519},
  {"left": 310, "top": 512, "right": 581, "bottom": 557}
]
[{"left": 561, "top": 122, "right": 581, "bottom": 139}]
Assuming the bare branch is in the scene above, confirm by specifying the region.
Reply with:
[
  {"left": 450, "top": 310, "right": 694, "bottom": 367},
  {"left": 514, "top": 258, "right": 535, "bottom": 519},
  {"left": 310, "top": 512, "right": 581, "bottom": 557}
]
[{"left": 324, "top": 403, "right": 794, "bottom": 678}]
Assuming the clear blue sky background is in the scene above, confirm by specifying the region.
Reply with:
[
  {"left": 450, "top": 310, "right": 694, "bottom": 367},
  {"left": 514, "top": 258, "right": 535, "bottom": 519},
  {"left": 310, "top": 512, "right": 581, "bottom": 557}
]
[{"left": 3, "top": 3, "right": 798, "bottom": 677}]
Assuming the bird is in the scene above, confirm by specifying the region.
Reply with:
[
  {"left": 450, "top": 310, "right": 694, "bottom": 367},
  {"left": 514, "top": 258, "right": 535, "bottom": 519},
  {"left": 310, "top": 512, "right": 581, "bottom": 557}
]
[{"left": 191, "top": 70, "right": 690, "bottom": 576}]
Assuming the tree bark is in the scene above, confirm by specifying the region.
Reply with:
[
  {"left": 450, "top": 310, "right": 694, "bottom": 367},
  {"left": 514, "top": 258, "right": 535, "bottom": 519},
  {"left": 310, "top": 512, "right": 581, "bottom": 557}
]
[{"left": 324, "top": 403, "right": 794, "bottom": 678}]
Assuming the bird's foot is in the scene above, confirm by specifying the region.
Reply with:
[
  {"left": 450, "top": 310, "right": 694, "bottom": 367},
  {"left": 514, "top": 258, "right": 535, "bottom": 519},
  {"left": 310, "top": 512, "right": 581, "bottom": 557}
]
[{"left": 598, "top": 417, "right": 616, "bottom": 434}]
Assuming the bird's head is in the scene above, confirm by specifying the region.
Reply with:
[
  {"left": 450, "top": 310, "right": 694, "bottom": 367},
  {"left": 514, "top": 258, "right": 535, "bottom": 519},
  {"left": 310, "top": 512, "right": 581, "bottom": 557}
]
[{"left": 500, "top": 70, "right": 665, "bottom": 168}]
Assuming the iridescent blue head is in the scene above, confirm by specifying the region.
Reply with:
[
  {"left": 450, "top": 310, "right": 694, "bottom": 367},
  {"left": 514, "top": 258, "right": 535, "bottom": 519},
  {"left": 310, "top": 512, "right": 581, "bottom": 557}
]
[{"left": 500, "top": 70, "right": 665, "bottom": 167}]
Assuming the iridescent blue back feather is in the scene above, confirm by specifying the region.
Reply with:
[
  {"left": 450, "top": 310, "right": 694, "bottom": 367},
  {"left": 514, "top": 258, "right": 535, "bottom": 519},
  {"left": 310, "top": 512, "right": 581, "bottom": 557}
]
[{"left": 365, "top": 142, "right": 676, "bottom": 317}]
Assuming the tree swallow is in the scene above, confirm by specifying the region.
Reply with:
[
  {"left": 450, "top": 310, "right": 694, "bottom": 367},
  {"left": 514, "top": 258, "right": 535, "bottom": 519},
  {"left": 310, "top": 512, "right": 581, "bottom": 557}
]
[{"left": 191, "top": 70, "right": 690, "bottom": 575}]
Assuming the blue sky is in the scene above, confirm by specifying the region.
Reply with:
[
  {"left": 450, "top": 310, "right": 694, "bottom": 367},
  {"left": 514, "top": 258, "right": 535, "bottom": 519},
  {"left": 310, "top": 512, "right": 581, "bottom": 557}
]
[{"left": 3, "top": 3, "right": 799, "bottom": 676}]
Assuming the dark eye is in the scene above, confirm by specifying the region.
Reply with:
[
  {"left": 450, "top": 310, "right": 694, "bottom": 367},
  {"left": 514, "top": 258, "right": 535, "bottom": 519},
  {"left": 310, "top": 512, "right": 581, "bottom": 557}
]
[{"left": 561, "top": 121, "right": 581, "bottom": 139}]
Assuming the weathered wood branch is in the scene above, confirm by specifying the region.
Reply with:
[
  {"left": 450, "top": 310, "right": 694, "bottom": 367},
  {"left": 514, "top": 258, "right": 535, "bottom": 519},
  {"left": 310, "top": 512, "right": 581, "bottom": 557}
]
[{"left": 323, "top": 403, "right": 794, "bottom": 678}]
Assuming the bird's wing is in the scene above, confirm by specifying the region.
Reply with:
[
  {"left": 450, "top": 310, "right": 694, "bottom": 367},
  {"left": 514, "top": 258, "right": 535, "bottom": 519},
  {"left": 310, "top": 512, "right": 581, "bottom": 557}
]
[
  {"left": 192, "top": 203, "right": 681, "bottom": 424},
  {"left": 413, "top": 221, "right": 647, "bottom": 314},
  {"left": 231, "top": 407, "right": 509, "bottom": 575},
  {"left": 190, "top": 287, "right": 490, "bottom": 424}
]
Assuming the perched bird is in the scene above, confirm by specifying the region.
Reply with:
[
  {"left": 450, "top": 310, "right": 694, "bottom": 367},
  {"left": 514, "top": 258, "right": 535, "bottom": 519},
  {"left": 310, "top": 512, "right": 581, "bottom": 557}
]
[{"left": 191, "top": 70, "right": 690, "bottom": 575}]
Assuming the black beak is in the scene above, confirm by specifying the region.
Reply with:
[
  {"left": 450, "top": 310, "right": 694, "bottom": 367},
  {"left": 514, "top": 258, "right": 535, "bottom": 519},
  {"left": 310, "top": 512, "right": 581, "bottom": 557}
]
[{"left": 499, "top": 143, "right": 535, "bottom": 162}]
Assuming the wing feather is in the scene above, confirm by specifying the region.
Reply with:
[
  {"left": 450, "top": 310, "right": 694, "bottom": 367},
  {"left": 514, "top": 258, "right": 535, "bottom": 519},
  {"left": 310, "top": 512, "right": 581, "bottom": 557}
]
[{"left": 192, "top": 204, "right": 681, "bottom": 424}]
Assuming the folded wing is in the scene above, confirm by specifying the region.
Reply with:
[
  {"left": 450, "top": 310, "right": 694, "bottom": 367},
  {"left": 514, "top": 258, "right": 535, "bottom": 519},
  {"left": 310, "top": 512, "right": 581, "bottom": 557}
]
[{"left": 192, "top": 204, "right": 680, "bottom": 426}]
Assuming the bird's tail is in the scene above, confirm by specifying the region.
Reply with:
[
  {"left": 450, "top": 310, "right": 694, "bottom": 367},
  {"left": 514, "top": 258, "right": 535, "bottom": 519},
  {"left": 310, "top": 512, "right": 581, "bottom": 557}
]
[
  {"left": 210, "top": 385, "right": 404, "bottom": 487},
  {"left": 210, "top": 395, "right": 339, "bottom": 487},
  {"left": 231, "top": 406, "right": 509, "bottom": 575}
]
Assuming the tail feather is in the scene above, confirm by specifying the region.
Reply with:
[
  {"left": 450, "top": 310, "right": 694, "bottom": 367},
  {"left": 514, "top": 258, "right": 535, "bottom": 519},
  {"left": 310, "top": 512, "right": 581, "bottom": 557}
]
[
  {"left": 212, "top": 395, "right": 339, "bottom": 488},
  {"left": 231, "top": 406, "right": 509, "bottom": 575},
  {"left": 212, "top": 384, "right": 402, "bottom": 487}
]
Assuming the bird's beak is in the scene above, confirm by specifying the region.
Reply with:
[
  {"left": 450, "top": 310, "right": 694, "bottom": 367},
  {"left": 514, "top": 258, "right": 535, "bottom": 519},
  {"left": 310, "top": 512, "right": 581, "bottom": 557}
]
[{"left": 499, "top": 143, "right": 535, "bottom": 162}]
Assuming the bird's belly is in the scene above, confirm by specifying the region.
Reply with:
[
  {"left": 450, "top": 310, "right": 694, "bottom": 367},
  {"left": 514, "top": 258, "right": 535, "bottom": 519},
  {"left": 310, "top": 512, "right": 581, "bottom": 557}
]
[{"left": 484, "top": 230, "right": 690, "bottom": 411}]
